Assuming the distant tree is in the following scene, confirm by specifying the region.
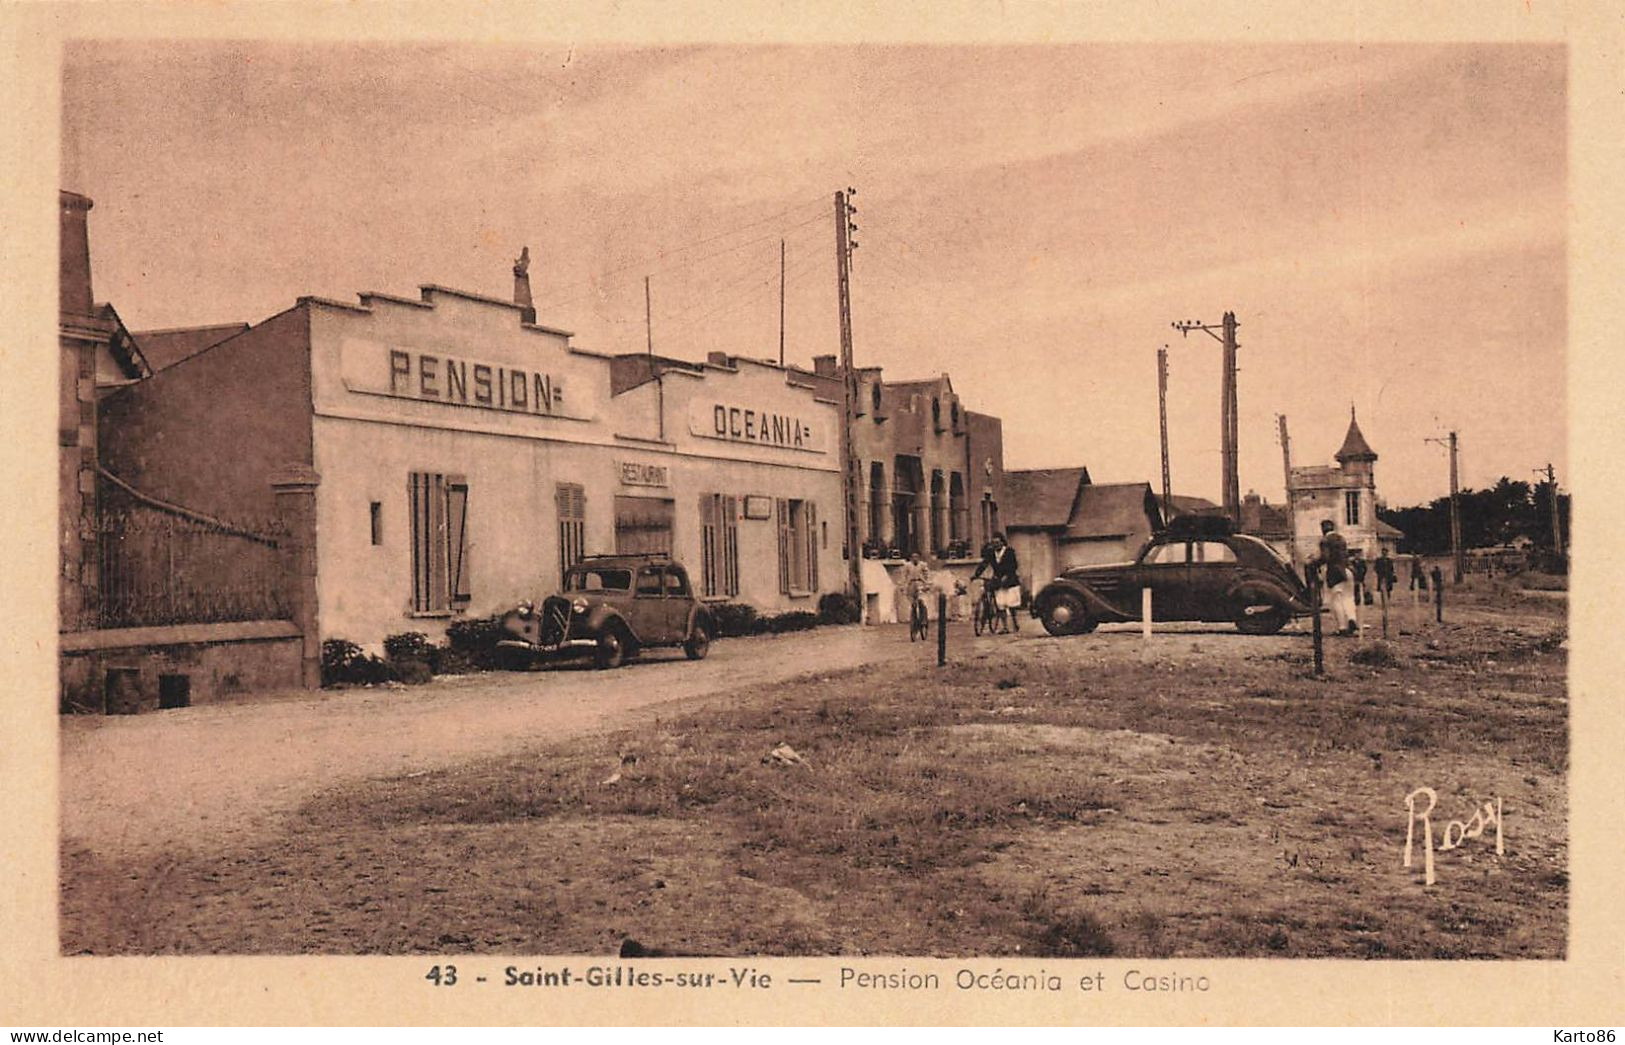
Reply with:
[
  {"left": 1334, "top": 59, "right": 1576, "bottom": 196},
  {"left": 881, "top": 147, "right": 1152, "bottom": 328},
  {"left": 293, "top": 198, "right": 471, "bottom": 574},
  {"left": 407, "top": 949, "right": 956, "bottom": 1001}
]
[{"left": 1379, "top": 476, "right": 1567, "bottom": 556}]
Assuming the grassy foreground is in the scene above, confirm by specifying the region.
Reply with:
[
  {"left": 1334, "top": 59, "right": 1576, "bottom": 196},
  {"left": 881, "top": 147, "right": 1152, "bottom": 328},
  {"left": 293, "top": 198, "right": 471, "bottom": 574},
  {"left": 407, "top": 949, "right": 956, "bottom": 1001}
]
[{"left": 63, "top": 600, "right": 1567, "bottom": 958}]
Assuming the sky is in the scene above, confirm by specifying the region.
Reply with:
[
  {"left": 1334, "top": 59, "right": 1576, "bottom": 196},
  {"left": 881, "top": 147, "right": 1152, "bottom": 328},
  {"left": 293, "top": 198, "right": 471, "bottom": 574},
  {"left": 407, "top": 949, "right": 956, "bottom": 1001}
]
[{"left": 60, "top": 41, "right": 1566, "bottom": 507}]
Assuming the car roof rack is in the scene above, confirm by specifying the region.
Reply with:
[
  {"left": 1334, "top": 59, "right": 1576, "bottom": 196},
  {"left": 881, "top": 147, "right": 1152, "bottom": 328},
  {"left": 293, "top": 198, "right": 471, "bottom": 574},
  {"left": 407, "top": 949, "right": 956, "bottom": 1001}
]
[{"left": 577, "top": 552, "right": 673, "bottom": 561}]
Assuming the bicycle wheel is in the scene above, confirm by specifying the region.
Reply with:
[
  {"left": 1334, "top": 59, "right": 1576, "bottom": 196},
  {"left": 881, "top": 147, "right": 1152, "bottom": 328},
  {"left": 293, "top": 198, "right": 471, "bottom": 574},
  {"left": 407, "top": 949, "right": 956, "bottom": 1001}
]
[{"left": 911, "top": 599, "right": 929, "bottom": 641}]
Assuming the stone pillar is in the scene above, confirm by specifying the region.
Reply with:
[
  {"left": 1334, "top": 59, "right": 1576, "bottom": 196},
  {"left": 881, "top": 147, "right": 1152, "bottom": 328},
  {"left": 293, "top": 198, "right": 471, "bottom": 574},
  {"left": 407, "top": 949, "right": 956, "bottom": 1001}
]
[{"left": 271, "top": 464, "right": 321, "bottom": 688}]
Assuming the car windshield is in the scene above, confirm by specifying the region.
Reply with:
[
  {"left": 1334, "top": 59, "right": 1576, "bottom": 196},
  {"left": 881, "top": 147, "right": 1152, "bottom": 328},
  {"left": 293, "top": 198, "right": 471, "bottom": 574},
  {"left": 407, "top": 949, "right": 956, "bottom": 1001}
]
[{"left": 565, "top": 568, "right": 632, "bottom": 592}]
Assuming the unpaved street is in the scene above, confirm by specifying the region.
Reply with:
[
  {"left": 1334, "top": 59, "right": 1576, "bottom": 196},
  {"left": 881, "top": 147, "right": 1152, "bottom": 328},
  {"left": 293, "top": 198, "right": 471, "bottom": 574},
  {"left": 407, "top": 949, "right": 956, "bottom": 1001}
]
[{"left": 61, "top": 625, "right": 904, "bottom": 858}]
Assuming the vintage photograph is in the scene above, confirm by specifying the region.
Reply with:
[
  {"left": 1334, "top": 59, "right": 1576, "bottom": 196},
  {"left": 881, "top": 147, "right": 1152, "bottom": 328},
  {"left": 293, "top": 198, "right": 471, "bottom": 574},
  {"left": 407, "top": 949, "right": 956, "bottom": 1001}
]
[{"left": 53, "top": 38, "right": 1568, "bottom": 963}]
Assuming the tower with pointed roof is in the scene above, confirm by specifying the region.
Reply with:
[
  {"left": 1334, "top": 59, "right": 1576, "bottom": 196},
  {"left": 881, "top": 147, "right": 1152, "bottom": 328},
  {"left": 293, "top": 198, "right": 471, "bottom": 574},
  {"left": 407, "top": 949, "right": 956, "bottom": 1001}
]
[{"left": 1284, "top": 406, "right": 1399, "bottom": 562}]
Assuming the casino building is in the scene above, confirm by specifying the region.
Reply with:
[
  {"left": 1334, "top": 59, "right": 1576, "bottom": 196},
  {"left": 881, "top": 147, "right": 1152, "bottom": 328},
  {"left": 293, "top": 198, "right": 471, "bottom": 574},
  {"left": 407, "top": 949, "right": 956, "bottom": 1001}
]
[{"left": 100, "top": 270, "right": 844, "bottom": 651}]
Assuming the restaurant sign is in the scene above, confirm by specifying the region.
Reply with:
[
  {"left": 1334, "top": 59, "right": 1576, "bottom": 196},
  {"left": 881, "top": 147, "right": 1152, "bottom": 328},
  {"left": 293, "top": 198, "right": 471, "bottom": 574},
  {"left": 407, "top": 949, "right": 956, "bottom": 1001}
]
[{"left": 618, "top": 461, "right": 670, "bottom": 488}]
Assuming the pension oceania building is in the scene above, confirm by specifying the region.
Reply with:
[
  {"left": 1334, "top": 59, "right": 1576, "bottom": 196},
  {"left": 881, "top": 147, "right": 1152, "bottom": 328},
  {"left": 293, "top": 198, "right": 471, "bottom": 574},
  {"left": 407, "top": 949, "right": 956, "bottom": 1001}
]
[{"left": 99, "top": 274, "right": 845, "bottom": 653}]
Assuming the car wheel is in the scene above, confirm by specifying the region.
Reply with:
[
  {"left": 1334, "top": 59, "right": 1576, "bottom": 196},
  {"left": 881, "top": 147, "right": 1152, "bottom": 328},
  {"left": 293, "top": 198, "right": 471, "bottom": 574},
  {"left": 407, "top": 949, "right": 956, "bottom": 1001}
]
[
  {"left": 684, "top": 621, "right": 711, "bottom": 661},
  {"left": 595, "top": 627, "right": 628, "bottom": 669},
  {"left": 1042, "top": 592, "right": 1091, "bottom": 637},
  {"left": 1234, "top": 600, "right": 1288, "bottom": 635}
]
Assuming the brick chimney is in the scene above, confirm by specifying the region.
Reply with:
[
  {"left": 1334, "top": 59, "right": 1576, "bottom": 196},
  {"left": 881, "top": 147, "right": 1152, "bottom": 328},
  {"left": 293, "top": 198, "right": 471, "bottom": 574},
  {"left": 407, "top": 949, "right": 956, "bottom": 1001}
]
[
  {"left": 812, "top": 354, "right": 839, "bottom": 378},
  {"left": 60, "top": 190, "right": 95, "bottom": 317},
  {"left": 512, "top": 246, "right": 535, "bottom": 323}
]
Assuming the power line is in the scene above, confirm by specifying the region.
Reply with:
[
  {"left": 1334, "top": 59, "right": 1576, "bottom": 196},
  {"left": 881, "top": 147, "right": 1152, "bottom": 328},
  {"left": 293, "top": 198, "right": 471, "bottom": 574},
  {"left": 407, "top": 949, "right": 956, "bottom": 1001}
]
[{"left": 541, "top": 200, "right": 827, "bottom": 309}]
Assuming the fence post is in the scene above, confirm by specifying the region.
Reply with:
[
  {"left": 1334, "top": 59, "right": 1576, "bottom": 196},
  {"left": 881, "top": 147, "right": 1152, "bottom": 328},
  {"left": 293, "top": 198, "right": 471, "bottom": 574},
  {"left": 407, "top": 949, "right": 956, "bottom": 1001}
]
[
  {"left": 271, "top": 465, "right": 322, "bottom": 688},
  {"left": 1141, "top": 587, "right": 1152, "bottom": 640},
  {"left": 937, "top": 591, "right": 947, "bottom": 667},
  {"left": 1311, "top": 579, "right": 1324, "bottom": 676}
]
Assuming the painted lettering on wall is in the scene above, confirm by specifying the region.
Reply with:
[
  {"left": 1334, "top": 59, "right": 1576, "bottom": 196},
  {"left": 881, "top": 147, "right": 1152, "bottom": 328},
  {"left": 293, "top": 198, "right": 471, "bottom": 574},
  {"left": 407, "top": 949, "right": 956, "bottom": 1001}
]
[
  {"left": 619, "top": 461, "right": 670, "bottom": 488},
  {"left": 687, "top": 400, "right": 825, "bottom": 453},
  {"left": 1403, "top": 786, "right": 1503, "bottom": 886},
  {"left": 386, "top": 349, "right": 565, "bottom": 416}
]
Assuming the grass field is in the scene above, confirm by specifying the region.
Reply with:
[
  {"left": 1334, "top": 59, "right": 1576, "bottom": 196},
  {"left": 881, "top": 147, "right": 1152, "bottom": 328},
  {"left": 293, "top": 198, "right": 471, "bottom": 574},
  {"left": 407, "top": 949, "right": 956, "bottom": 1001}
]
[{"left": 62, "top": 592, "right": 1567, "bottom": 958}]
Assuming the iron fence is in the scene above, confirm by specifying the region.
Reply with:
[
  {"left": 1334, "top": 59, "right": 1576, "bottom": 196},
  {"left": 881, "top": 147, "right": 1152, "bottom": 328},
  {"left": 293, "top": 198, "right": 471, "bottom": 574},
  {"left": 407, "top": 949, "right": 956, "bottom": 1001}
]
[{"left": 87, "top": 507, "right": 290, "bottom": 629}]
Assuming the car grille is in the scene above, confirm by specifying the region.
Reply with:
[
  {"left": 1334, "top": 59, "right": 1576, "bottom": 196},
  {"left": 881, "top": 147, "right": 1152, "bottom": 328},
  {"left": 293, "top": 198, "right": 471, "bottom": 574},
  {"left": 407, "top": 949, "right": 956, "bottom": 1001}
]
[{"left": 540, "top": 596, "right": 572, "bottom": 646}]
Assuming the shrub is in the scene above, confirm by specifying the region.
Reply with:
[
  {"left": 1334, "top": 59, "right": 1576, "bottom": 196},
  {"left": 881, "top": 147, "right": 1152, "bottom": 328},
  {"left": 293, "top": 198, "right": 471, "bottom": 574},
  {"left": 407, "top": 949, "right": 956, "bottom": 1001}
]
[
  {"left": 709, "top": 602, "right": 759, "bottom": 638},
  {"left": 320, "top": 638, "right": 395, "bottom": 688},
  {"left": 817, "top": 591, "right": 861, "bottom": 625},
  {"left": 757, "top": 610, "right": 820, "bottom": 634},
  {"left": 383, "top": 631, "right": 438, "bottom": 682},
  {"left": 445, "top": 614, "right": 511, "bottom": 670}
]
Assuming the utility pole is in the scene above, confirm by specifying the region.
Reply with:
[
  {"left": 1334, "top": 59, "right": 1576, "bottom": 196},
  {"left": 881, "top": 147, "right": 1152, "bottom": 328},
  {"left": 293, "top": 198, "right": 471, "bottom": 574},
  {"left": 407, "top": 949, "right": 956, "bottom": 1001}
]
[
  {"left": 1172, "top": 311, "right": 1241, "bottom": 525},
  {"left": 1157, "top": 347, "right": 1171, "bottom": 518},
  {"left": 835, "top": 189, "right": 862, "bottom": 597},
  {"left": 646, "top": 275, "right": 663, "bottom": 441},
  {"left": 1277, "top": 414, "right": 1298, "bottom": 570},
  {"left": 1538, "top": 463, "right": 1564, "bottom": 559},
  {"left": 779, "top": 238, "right": 786, "bottom": 368},
  {"left": 1427, "top": 431, "right": 1464, "bottom": 583}
]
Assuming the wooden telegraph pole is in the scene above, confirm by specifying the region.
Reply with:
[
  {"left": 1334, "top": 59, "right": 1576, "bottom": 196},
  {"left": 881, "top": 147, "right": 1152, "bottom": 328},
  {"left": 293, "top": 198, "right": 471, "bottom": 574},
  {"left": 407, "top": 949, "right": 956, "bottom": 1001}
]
[
  {"left": 835, "top": 190, "right": 862, "bottom": 598},
  {"left": 779, "top": 238, "right": 786, "bottom": 368},
  {"left": 1277, "top": 414, "right": 1298, "bottom": 571},
  {"left": 1541, "top": 463, "right": 1564, "bottom": 560},
  {"left": 1426, "top": 430, "right": 1464, "bottom": 584},
  {"left": 1172, "top": 312, "right": 1242, "bottom": 526},
  {"left": 1157, "top": 347, "right": 1172, "bottom": 516}
]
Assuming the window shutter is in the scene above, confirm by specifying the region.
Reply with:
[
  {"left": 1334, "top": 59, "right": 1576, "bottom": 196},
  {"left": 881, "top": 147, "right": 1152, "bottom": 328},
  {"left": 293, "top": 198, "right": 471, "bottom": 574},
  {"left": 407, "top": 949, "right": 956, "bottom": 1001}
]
[
  {"left": 723, "top": 495, "right": 739, "bottom": 596},
  {"left": 446, "top": 475, "right": 471, "bottom": 604},
  {"left": 776, "top": 497, "right": 790, "bottom": 595},
  {"left": 806, "top": 501, "right": 819, "bottom": 590}
]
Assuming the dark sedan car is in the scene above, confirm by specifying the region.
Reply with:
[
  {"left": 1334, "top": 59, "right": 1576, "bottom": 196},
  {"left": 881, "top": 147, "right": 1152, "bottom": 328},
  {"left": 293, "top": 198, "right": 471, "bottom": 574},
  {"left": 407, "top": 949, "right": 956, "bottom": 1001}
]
[
  {"left": 1031, "top": 516, "right": 1313, "bottom": 636},
  {"left": 497, "top": 554, "right": 714, "bottom": 669}
]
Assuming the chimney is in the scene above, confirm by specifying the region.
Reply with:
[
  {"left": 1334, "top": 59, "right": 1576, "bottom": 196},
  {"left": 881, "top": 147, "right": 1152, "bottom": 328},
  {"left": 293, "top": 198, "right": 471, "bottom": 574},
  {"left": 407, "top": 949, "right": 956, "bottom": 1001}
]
[
  {"left": 706, "top": 351, "right": 732, "bottom": 367},
  {"left": 812, "top": 354, "right": 839, "bottom": 378},
  {"left": 513, "top": 246, "right": 535, "bottom": 323},
  {"left": 60, "top": 190, "right": 95, "bottom": 317}
]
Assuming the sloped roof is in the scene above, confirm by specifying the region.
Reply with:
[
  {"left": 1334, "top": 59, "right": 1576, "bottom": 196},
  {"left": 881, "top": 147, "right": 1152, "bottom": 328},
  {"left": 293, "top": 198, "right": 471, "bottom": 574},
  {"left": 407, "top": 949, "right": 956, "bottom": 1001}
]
[
  {"left": 135, "top": 323, "right": 249, "bottom": 371},
  {"left": 1004, "top": 467, "right": 1090, "bottom": 530},
  {"left": 99, "top": 303, "right": 150, "bottom": 380},
  {"left": 1067, "top": 482, "right": 1161, "bottom": 540},
  {"left": 1376, "top": 518, "right": 1405, "bottom": 538},
  {"left": 1336, "top": 408, "right": 1378, "bottom": 462},
  {"left": 1242, "top": 500, "right": 1292, "bottom": 538},
  {"left": 1159, "top": 493, "right": 1220, "bottom": 517}
]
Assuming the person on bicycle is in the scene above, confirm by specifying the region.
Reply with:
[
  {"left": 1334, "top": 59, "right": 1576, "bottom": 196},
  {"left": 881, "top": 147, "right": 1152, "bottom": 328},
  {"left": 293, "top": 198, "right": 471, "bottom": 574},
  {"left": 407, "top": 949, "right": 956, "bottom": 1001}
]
[
  {"left": 898, "top": 553, "right": 933, "bottom": 632},
  {"left": 971, "top": 532, "right": 1022, "bottom": 633}
]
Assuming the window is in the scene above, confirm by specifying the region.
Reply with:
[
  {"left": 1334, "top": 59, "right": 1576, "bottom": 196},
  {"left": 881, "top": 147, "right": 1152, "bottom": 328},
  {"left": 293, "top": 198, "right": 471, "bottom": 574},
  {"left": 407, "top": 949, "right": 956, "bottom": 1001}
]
[
  {"left": 932, "top": 397, "right": 942, "bottom": 430},
  {"left": 1191, "top": 540, "right": 1237, "bottom": 563},
  {"left": 557, "top": 483, "right": 586, "bottom": 583},
  {"left": 1345, "top": 490, "right": 1361, "bottom": 526},
  {"left": 615, "top": 496, "right": 674, "bottom": 555},
  {"left": 635, "top": 566, "right": 664, "bottom": 596},
  {"left": 871, "top": 383, "right": 882, "bottom": 414},
  {"left": 930, "top": 470, "right": 946, "bottom": 555},
  {"left": 699, "top": 493, "right": 740, "bottom": 598},
  {"left": 409, "top": 472, "right": 471, "bottom": 613},
  {"left": 567, "top": 567, "right": 630, "bottom": 592},
  {"left": 867, "top": 462, "right": 887, "bottom": 543},
  {"left": 776, "top": 498, "right": 819, "bottom": 593},
  {"left": 949, "top": 473, "right": 966, "bottom": 543},
  {"left": 369, "top": 502, "right": 382, "bottom": 546},
  {"left": 1143, "top": 542, "right": 1186, "bottom": 565}
]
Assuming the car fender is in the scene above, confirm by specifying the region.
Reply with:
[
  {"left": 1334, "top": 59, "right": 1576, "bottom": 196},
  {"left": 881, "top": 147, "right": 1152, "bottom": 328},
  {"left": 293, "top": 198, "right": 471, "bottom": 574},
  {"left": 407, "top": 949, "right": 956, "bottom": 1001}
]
[
  {"left": 586, "top": 606, "right": 642, "bottom": 647},
  {"left": 1034, "top": 579, "right": 1133, "bottom": 623},
  {"left": 686, "top": 604, "right": 715, "bottom": 638},
  {"left": 1225, "top": 576, "right": 1309, "bottom": 615}
]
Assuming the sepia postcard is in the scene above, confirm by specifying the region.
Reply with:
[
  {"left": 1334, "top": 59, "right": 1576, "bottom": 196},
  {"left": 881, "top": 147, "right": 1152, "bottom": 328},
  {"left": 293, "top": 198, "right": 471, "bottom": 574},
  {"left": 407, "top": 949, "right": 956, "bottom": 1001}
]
[{"left": 3, "top": 0, "right": 1623, "bottom": 1029}]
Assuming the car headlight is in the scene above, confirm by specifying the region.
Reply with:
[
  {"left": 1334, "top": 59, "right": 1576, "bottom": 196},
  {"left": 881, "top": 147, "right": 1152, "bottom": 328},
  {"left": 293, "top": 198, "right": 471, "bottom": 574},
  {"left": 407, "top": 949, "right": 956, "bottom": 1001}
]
[
  {"left": 515, "top": 601, "right": 534, "bottom": 618},
  {"left": 571, "top": 597, "right": 589, "bottom": 615}
]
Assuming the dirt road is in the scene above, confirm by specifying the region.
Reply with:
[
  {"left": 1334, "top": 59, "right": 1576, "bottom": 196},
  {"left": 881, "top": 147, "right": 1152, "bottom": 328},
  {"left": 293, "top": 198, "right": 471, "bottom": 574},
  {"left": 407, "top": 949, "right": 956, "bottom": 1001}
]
[{"left": 61, "top": 625, "right": 906, "bottom": 858}]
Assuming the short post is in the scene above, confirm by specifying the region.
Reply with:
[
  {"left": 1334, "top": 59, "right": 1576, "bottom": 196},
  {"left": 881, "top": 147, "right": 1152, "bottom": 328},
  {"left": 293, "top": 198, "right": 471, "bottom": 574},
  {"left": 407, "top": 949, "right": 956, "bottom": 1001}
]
[
  {"left": 1433, "top": 567, "right": 1445, "bottom": 624},
  {"left": 1380, "top": 585, "right": 1389, "bottom": 640},
  {"left": 1311, "top": 579, "right": 1324, "bottom": 676},
  {"left": 937, "top": 591, "right": 947, "bottom": 667},
  {"left": 1141, "top": 586, "right": 1153, "bottom": 640}
]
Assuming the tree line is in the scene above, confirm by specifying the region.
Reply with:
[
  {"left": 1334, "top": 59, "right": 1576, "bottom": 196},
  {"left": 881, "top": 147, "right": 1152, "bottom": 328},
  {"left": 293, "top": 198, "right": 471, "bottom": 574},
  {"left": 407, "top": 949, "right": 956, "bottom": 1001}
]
[{"left": 1378, "top": 477, "right": 1569, "bottom": 559}]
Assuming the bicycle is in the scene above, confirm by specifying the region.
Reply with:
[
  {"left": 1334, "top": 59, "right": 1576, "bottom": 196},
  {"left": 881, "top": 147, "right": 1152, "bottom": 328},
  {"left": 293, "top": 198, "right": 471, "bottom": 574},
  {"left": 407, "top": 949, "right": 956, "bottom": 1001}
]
[{"left": 972, "top": 578, "right": 1005, "bottom": 636}]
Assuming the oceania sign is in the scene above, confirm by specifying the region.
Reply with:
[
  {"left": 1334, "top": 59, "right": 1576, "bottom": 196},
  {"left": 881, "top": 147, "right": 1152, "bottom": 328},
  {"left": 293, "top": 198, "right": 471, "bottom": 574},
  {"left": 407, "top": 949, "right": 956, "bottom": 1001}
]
[
  {"left": 688, "top": 401, "right": 826, "bottom": 453},
  {"left": 339, "top": 340, "right": 585, "bottom": 420}
]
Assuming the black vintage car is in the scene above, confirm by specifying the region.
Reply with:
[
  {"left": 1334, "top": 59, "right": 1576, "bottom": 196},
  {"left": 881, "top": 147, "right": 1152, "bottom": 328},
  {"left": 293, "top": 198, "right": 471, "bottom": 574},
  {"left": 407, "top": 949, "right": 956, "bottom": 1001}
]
[
  {"left": 1030, "top": 515, "right": 1313, "bottom": 637},
  {"left": 497, "top": 555, "right": 715, "bottom": 669}
]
